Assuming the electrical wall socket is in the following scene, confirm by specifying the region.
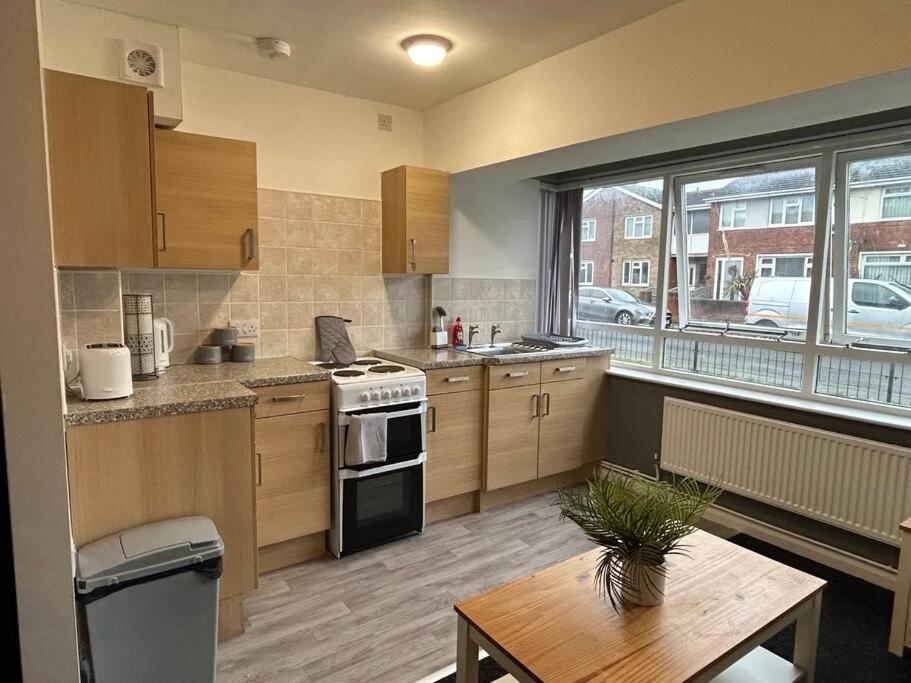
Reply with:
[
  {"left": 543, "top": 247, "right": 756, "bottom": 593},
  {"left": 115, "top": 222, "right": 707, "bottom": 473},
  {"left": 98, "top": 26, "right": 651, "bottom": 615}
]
[
  {"left": 232, "top": 319, "right": 260, "bottom": 338},
  {"left": 377, "top": 113, "right": 393, "bottom": 132}
]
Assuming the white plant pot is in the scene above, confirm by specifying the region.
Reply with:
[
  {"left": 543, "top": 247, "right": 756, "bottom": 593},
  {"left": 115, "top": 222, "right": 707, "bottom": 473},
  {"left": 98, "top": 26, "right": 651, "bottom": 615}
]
[{"left": 620, "top": 562, "right": 667, "bottom": 606}]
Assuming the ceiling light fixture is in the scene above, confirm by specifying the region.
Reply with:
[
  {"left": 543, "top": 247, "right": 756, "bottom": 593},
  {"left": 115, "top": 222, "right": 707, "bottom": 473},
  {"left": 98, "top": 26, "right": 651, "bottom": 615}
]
[{"left": 401, "top": 34, "right": 452, "bottom": 67}]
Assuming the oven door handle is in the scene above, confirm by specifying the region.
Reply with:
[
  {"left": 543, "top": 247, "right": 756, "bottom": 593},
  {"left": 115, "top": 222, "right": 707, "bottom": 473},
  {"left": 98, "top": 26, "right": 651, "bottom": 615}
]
[
  {"left": 338, "top": 453, "right": 426, "bottom": 479},
  {"left": 337, "top": 403, "right": 427, "bottom": 425}
]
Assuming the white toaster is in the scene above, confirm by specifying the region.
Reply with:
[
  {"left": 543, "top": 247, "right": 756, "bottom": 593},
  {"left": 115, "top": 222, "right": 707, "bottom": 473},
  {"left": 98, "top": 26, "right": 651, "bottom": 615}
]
[{"left": 77, "top": 343, "right": 133, "bottom": 400}]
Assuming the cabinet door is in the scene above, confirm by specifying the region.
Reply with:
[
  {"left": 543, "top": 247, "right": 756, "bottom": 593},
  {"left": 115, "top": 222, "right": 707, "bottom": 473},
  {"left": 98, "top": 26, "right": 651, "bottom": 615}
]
[
  {"left": 486, "top": 386, "right": 540, "bottom": 491},
  {"left": 405, "top": 166, "right": 449, "bottom": 273},
  {"left": 45, "top": 70, "right": 154, "bottom": 268},
  {"left": 538, "top": 378, "right": 588, "bottom": 477},
  {"left": 256, "top": 410, "right": 330, "bottom": 547},
  {"left": 155, "top": 129, "right": 258, "bottom": 270},
  {"left": 427, "top": 391, "right": 483, "bottom": 502}
]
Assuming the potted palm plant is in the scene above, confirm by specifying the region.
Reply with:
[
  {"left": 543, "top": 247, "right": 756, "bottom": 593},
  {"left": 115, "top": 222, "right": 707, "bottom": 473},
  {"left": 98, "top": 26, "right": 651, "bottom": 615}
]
[{"left": 557, "top": 473, "right": 721, "bottom": 612}]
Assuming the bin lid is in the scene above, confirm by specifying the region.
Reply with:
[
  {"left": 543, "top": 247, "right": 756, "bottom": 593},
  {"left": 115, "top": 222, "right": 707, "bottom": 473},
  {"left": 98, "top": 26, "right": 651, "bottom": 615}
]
[{"left": 76, "top": 516, "right": 224, "bottom": 594}]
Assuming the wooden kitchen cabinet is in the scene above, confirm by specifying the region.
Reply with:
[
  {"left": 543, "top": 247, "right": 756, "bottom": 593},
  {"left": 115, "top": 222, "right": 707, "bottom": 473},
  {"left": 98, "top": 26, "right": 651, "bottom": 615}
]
[
  {"left": 381, "top": 165, "right": 449, "bottom": 274},
  {"left": 537, "top": 377, "right": 588, "bottom": 477},
  {"left": 44, "top": 70, "right": 155, "bottom": 268},
  {"left": 65, "top": 408, "right": 256, "bottom": 639},
  {"left": 255, "top": 410, "right": 330, "bottom": 547},
  {"left": 427, "top": 391, "right": 484, "bottom": 502},
  {"left": 154, "top": 129, "right": 258, "bottom": 270},
  {"left": 486, "top": 385, "right": 541, "bottom": 490}
]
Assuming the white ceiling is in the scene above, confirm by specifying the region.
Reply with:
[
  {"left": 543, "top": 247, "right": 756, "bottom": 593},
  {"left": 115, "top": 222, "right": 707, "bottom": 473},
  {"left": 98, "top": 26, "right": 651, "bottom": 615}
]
[{"left": 72, "top": 0, "right": 682, "bottom": 109}]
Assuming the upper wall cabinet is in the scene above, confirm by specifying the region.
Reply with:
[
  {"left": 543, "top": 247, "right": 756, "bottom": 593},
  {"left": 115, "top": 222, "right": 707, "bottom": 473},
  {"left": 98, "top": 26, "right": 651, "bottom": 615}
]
[
  {"left": 154, "top": 130, "right": 259, "bottom": 270},
  {"left": 45, "top": 70, "right": 155, "bottom": 268},
  {"left": 381, "top": 165, "right": 449, "bottom": 274}
]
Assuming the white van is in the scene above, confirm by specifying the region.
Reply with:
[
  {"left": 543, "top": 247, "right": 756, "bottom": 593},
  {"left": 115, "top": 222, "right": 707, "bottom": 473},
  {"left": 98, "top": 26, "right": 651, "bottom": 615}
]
[{"left": 745, "top": 277, "right": 911, "bottom": 339}]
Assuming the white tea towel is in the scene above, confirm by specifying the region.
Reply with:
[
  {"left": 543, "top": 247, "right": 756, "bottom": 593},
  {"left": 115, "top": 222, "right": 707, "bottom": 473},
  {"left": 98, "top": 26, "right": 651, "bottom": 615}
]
[{"left": 344, "top": 413, "right": 387, "bottom": 466}]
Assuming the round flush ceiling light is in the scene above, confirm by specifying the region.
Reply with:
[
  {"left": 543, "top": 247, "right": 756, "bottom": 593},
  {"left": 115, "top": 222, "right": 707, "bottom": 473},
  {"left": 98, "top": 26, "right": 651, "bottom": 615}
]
[{"left": 401, "top": 35, "right": 452, "bottom": 67}]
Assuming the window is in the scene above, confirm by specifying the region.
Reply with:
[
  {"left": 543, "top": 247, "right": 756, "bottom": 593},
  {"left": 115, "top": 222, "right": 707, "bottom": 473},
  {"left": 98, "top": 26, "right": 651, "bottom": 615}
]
[
  {"left": 713, "top": 257, "right": 744, "bottom": 300},
  {"left": 687, "top": 209, "right": 710, "bottom": 234},
  {"left": 622, "top": 260, "right": 650, "bottom": 286},
  {"left": 881, "top": 184, "right": 911, "bottom": 219},
  {"left": 756, "top": 254, "right": 813, "bottom": 278},
  {"left": 719, "top": 200, "right": 746, "bottom": 228},
  {"left": 624, "top": 215, "right": 653, "bottom": 239},
  {"left": 579, "top": 260, "right": 594, "bottom": 285},
  {"left": 769, "top": 193, "right": 815, "bottom": 225},
  {"left": 860, "top": 252, "right": 911, "bottom": 286},
  {"left": 580, "top": 219, "right": 597, "bottom": 242}
]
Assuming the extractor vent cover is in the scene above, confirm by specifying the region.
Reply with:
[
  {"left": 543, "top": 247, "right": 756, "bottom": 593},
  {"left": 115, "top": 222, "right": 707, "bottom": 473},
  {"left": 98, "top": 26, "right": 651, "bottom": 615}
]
[{"left": 119, "top": 40, "right": 164, "bottom": 87}]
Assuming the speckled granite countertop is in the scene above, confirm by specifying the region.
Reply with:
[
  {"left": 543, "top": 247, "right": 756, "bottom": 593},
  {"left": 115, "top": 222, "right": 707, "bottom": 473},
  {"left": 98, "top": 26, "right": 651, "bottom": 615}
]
[
  {"left": 65, "top": 357, "right": 330, "bottom": 427},
  {"left": 374, "top": 346, "right": 613, "bottom": 370}
]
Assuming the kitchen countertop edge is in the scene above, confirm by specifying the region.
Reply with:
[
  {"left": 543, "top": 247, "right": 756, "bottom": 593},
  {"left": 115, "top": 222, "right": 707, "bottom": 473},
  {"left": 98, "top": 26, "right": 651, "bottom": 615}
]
[{"left": 374, "top": 346, "right": 613, "bottom": 370}]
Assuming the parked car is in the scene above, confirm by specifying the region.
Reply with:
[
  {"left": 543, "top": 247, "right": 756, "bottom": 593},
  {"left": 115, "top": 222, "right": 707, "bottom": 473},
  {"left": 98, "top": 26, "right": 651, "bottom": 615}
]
[
  {"left": 745, "top": 277, "right": 911, "bottom": 339},
  {"left": 578, "top": 287, "right": 656, "bottom": 326}
]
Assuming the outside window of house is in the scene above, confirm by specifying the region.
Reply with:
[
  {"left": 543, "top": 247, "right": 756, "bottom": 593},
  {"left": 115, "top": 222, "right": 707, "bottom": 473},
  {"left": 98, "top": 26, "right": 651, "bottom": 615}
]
[
  {"left": 688, "top": 209, "right": 710, "bottom": 234},
  {"left": 881, "top": 184, "right": 911, "bottom": 219},
  {"left": 622, "top": 260, "right": 650, "bottom": 286},
  {"left": 580, "top": 219, "right": 597, "bottom": 242},
  {"left": 860, "top": 252, "right": 911, "bottom": 285},
  {"left": 624, "top": 215, "right": 653, "bottom": 239},
  {"left": 756, "top": 254, "right": 813, "bottom": 278},
  {"left": 579, "top": 260, "right": 594, "bottom": 285},
  {"left": 769, "top": 193, "right": 815, "bottom": 225},
  {"left": 718, "top": 200, "right": 747, "bottom": 228}
]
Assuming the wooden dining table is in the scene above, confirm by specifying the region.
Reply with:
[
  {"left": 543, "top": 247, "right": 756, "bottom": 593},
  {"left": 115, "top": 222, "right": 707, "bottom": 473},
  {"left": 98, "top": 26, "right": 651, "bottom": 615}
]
[{"left": 454, "top": 529, "right": 825, "bottom": 682}]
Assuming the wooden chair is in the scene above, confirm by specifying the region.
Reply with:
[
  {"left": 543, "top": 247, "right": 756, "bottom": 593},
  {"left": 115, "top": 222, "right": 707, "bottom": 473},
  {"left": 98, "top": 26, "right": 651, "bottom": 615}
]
[{"left": 890, "top": 518, "right": 911, "bottom": 656}]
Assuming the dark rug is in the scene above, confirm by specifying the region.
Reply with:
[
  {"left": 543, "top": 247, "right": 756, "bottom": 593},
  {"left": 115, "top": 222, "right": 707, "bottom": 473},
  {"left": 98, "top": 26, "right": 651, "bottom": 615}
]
[{"left": 436, "top": 534, "right": 911, "bottom": 682}]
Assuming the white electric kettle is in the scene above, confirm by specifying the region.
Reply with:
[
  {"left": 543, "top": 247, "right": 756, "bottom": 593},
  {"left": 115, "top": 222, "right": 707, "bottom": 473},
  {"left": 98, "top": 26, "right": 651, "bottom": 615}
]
[{"left": 153, "top": 317, "right": 174, "bottom": 370}]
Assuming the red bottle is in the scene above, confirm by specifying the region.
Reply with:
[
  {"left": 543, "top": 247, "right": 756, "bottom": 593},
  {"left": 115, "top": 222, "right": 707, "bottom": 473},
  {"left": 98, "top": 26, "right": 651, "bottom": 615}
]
[{"left": 451, "top": 316, "right": 465, "bottom": 347}]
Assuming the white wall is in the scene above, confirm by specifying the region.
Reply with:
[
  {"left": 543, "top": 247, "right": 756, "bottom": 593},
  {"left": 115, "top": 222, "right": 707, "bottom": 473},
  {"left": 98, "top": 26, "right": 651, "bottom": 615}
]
[
  {"left": 1, "top": 0, "right": 79, "bottom": 678},
  {"left": 178, "top": 62, "right": 423, "bottom": 200},
  {"left": 425, "top": 0, "right": 911, "bottom": 173},
  {"left": 40, "top": 0, "right": 183, "bottom": 125}
]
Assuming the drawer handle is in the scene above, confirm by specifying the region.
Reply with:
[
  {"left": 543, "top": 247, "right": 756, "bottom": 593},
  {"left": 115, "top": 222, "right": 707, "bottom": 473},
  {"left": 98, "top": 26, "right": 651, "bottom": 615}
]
[
  {"left": 429, "top": 405, "right": 437, "bottom": 433},
  {"left": 272, "top": 394, "right": 306, "bottom": 402},
  {"left": 446, "top": 376, "right": 470, "bottom": 383},
  {"left": 557, "top": 366, "right": 576, "bottom": 373},
  {"left": 256, "top": 452, "right": 262, "bottom": 486},
  {"left": 507, "top": 371, "right": 529, "bottom": 378},
  {"left": 532, "top": 393, "right": 540, "bottom": 418}
]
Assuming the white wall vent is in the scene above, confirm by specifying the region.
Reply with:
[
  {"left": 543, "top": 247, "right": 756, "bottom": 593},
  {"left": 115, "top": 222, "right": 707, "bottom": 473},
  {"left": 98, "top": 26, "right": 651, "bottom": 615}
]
[{"left": 119, "top": 40, "right": 164, "bottom": 87}]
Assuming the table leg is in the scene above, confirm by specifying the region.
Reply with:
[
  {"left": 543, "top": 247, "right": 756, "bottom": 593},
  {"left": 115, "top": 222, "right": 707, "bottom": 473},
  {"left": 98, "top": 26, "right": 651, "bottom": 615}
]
[
  {"left": 793, "top": 591, "right": 822, "bottom": 683},
  {"left": 456, "top": 614, "right": 479, "bottom": 683}
]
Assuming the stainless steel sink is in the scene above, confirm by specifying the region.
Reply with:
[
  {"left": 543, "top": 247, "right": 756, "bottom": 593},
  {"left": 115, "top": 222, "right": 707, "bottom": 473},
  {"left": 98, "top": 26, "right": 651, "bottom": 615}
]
[{"left": 463, "top": 345, "right": 526, "bottom": 357}]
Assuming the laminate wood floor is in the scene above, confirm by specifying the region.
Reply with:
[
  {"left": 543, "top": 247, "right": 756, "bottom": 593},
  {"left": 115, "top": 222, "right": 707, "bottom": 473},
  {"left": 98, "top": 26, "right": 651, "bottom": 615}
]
[{"left": 216, "top": 491, "right": 593, "bottom": 682}]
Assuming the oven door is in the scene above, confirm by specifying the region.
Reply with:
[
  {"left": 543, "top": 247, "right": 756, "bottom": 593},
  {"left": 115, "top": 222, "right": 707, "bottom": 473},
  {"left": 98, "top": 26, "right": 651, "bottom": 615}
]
[
  {"left": 339, "top": 456, "right": 425, "bottom": 556},
  {"left": 337, "top": 401, "right": 426, "bottom": 467}
]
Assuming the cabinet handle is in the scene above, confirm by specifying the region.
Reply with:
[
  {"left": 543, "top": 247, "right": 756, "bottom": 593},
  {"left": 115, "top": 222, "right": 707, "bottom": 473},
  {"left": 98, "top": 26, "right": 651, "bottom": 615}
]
[
  {"left": 256, "top": 452, "right": 262, "bottom": 486},
  {"left": 318, "top": 423, "right": 327, "bottom": 452},
  {"left": 507, "top": 371, "right": 529, "bottom": 378},
  {"left": 532, "top": 394, "right": 540, "bottom": 418},
  {"left": 446, "top": 376, "right": 470, "bottom": 383},
  {"left": 156, "top": 212, "right": 166, "bottom": 251},
  {"left": 272, "top": 394, "right": 305, "bottom": 402},
  {"left": 428, "top": 405, "right": 437, "bottom": 433},
  {"left": 557, "top": 366, "right": 576, "bottom": 373},
  {"left": 245, "top": 227, "right": 255, "bottom": 260},
  {"left": 543, "top": 392, "right": 551, "bottom": 416},
  {"left": 410, "top": 238, "right": 417, "bottom": 267}
]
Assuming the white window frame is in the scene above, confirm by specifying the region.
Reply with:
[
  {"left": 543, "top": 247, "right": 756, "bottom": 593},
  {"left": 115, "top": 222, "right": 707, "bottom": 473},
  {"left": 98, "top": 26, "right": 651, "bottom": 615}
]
[
  {"left": 754, "top": 253, "right": 813, "bottom": 278},
  {"left": 579, "top": 260, "right": 594, "bottom": 286},
  {"left": 880, "top": 183, "right": 911, "bottom": 220},
  {"left": 624, "top": 215, "right": 653, "bottom": 239},
  {"left": 713, "top": 256, "right": 744, "bottom": 300},
  {"left": 580, "top": 218, "right": 597, "bottom": 242},
  {"left": 768, "top": 193, "right": 815, "bottom": 226},
  {"left": 622, "top": 260, "right": 650, "bottom": 287},
  {"left": 718, "top": 200, "right": 747, "bottom": 229}
]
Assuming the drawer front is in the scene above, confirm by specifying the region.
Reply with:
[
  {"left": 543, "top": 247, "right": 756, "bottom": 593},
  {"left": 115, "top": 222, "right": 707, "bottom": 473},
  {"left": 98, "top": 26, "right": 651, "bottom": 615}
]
[
  {"left": 488, "top": 362, "right": 540, "bottom": 390},
  {"left": 254, "top": 381, "right": 329, "bottom": 418},
  {"left": 541, "top": 357, "right": 588, "bottom": 383},
  {"left": 426, "top": 366, "right": 484, "bottom": 395}
]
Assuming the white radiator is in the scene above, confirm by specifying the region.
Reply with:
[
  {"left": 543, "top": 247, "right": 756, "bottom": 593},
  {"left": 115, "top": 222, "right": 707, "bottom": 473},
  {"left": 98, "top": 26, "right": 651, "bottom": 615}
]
[{"left": 661, "top": 398, "right": 911, "bottom": 546}]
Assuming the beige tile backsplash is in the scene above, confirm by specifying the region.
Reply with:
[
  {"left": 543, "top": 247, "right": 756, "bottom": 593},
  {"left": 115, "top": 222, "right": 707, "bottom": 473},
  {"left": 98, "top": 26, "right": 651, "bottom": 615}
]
[{"left": 57, "top": 188, "right": 537, "bottom": 364}]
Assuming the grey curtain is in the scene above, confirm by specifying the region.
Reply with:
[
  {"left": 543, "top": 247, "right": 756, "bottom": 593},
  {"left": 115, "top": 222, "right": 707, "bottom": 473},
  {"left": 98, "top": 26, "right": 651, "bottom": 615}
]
[{"left": 536, "top": 187, "right": 583, "bottom": 335}]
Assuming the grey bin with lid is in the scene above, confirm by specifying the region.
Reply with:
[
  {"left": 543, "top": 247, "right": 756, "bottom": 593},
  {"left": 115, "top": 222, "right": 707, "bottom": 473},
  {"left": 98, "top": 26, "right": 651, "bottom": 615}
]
[{"left": 75, "top": 516, "right": 224, "bottom": 682}]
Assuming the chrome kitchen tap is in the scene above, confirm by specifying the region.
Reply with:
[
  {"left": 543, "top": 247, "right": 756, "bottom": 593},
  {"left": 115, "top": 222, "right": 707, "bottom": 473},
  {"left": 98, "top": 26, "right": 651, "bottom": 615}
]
[
  {"left": 490, "top": 324, "right": 502, "bottom": 345},
  {"left": 467, "top": 324, "right": 480, "bottom": 348}
]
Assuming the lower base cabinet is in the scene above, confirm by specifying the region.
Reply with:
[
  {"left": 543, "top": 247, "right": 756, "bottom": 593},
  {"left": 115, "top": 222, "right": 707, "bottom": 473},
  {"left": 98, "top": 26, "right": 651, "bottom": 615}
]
[
  {"left": 537, "top": 377, "right": 588, "bottom": 478},
  {"left": 486, "top": 385, "right": 540, "bottom": 490},
  {"left": 427, "top": 390, "right": 484, "bottom": 502}
]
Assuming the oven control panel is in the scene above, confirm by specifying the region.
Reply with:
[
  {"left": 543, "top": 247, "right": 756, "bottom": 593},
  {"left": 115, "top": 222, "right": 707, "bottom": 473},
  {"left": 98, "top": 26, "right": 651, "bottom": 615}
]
[{"left": 335, "top": 378, "right": 426, "bottom": 410}]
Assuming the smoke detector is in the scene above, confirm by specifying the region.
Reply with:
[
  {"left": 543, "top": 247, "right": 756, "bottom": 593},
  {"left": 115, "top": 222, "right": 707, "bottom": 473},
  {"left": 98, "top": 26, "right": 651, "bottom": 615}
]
[
  {"left": 256, "top": 37, "right": 292, "bottom": 60},
  {"left": 119, "top": 40, "right": 164, "bottom": 87}
]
